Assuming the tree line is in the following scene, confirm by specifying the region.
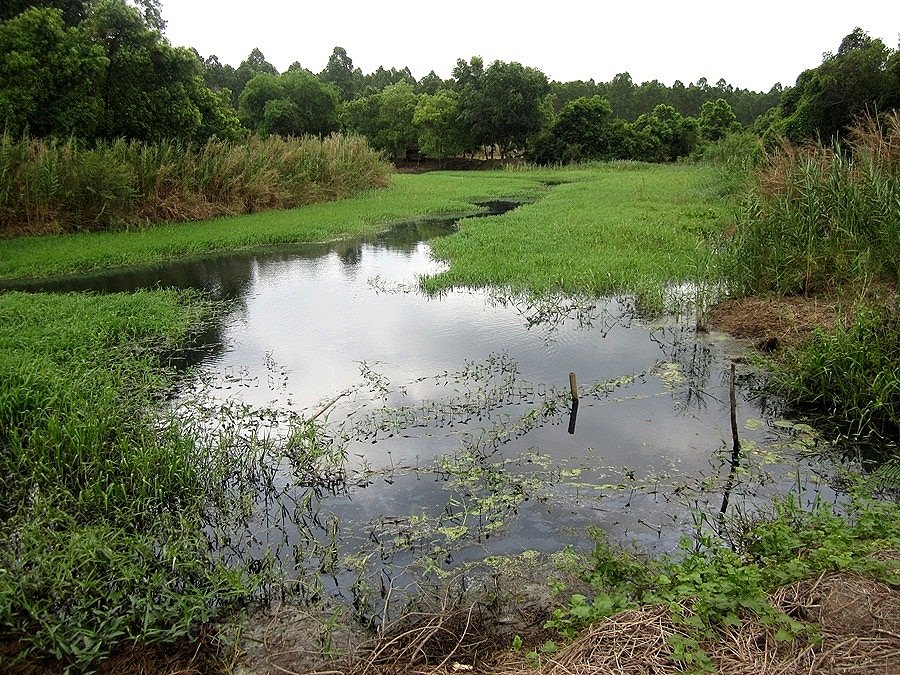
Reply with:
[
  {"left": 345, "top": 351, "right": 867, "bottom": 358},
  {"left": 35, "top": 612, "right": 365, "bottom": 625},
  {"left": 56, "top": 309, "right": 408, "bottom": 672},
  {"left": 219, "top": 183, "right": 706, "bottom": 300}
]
[{"left": 2, "top": 2, "right": 898, "bottom": 165}]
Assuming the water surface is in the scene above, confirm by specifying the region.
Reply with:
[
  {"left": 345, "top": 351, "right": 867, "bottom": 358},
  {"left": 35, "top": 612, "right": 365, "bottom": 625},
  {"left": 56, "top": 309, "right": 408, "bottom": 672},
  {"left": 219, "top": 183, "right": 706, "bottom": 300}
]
[{"left": 7, "top": 209, "right": 837, "bottom": 614}]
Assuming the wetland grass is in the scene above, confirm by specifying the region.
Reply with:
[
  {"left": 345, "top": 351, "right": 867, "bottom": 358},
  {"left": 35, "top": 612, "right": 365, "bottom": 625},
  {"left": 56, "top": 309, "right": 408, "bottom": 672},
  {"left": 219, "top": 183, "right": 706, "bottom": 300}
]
[
  {"left": 0, "top": 133, "right": 390, "bottom": 238},
  {"left": 423, "top": 163, "right": 729, "bottom": 311},
  {"left": 726, "top": 114, "right": 900, "bottom": 296},
  {"left": 0, "top": 291, "right": 262, "bottom": 671},
  {"left": 723, "top": 115, "right": 900, "bottom": 446},
  {"left": 0, "top": 171, "right": 549, "bottom": 281}
]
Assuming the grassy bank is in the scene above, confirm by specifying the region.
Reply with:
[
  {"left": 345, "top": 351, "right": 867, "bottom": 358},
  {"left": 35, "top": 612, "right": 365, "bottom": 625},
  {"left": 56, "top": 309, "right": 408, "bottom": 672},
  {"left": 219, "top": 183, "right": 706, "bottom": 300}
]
[
  {"left": 1, "top": 163, "right": 728, "bottom": 310},
  {"left": 424, "top": 162, "right": 726, "bottom": 308},
  {"left": 490, "top": 492, "right": 900, "bottom": 674},
  {"left": 0, "top": 291, "right": 261, "bottom": 671},
  {"left": 0, "top": 171, "right": 551, "bottom": 281}
]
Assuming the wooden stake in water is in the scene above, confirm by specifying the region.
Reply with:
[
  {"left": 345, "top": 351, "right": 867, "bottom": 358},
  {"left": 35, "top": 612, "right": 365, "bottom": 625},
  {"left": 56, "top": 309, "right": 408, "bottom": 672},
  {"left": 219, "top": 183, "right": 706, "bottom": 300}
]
[
  {"left": 729, "top": 363, "right": 741, "bottom": 456},
  {"left": 569, "top": 372, "right": 578, "bottom": 401}
]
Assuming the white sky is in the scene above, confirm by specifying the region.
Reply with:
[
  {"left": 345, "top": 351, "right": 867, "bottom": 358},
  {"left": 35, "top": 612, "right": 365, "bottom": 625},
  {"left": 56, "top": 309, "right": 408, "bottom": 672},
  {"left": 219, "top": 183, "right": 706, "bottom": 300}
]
[{"left": 162, "top": 1, "right": 900, "bottom": 93}]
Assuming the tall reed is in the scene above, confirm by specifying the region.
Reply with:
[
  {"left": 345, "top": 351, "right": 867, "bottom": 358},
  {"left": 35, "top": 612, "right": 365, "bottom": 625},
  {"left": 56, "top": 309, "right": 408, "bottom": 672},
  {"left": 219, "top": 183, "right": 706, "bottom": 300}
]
[
  {"left": 0, "top": 133, "right": 391, "bottom": 236},
  {"left": 726, "top": 113, "right": 900, "bottom": 295}
]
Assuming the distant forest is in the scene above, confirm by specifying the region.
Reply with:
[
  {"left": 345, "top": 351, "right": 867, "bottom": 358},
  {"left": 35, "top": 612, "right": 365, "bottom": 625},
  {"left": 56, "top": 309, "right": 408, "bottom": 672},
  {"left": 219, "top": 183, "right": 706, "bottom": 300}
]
[{"left": 2, "top": 0, "right": 899, "bottom": 163}]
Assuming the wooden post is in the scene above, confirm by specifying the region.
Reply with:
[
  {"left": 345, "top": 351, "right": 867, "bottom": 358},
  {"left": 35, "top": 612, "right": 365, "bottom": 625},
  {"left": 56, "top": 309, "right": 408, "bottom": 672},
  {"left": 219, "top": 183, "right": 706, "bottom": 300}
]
[
  {"left": 729, "top": 363, "right": 740, "bottom": 456},
  {"left": 569, "top": 372, "right": 578, "bottom": 401}
]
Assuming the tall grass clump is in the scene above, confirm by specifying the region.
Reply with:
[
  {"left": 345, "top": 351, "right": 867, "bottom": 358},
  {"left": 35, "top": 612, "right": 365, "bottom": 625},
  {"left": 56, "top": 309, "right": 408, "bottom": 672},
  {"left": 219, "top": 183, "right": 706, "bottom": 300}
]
[
  {"left": 0, "top": 291, "right": 260, "bottom": 671},
  {"left": 771, "top": 299, "right": 900, "bottom": 445},
  {"left": 700, "top": 130, "right": 765, "bottom": 199},
  {"left": 726, "top": 113, "right": 900, "bottom": 296},
  {"left": 0, "top": 132, "right": 390, "bottom": 236}
]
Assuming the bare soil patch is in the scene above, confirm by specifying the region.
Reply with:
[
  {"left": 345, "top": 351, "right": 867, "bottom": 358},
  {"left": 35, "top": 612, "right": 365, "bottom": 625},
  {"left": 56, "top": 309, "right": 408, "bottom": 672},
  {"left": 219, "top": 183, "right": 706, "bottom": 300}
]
[{"left": 708, "top": 295, "right": 842, "bottom": 352}]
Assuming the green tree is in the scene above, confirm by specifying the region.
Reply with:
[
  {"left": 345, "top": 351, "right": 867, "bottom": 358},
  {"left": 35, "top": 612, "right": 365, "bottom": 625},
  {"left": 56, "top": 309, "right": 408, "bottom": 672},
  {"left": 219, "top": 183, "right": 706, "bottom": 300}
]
[
  {"left": 605, "top": 72, "right": 636, "bottom": 119},
  {"left": 0, "top": 7, "right": 105, "bottom": 137},
  {"left": 320, "top": 46, "right": 362, "bottom": 101},
  {"left": 1, "top": 0, "right": 90, "bottom": 25},
  {"left": 553, "top": 95, "right": 614, "bottom": 152},
  {"left": 86, "top": 0, "right": 210, "bottom": 141},
  {"left": 455, "top": 59, "right": 549, "bottom": 158},
  {"left": 453, "top": 56, "right": 490, "bottom": 154},
  {"left": 416, "top": 70, "right": 445, "bottom": 95},
  {"left": 634, "top": 104, "right": 699, "bottom": 161},
  {"left": 239, "top": 70, "right": 339, "bottom": 137},
  {"left": 374, "top": 81, "right": 419, "bottom": 158},
  {"left": 231, "top": 47, "right": 277, "bottom": 106},
  {"left": 698, "top": 98, "right": 741, "bottom": 142},
  {"left": 340, "top": 94, "right": 380, "bottom": 140},
  {"left": 413, "top": 89, "right": 465, "bottom": 162},
  {"left": 339, "top": 81, "right": 420, "bottom": 158},
  {"left": 363, "top": 65, "right": 415, "bottom": 93},
  {"left": 781, "top": 28, "right": 895, "bottom": 142}
]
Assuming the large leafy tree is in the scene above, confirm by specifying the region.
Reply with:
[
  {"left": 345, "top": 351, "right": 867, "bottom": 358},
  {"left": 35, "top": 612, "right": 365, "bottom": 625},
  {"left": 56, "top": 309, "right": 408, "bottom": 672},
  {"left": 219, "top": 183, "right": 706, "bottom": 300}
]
[
  {"left": 239, "top": 70, "right": 339, "bottom": 137},
  {"left": 1, "top": 0, "right": 238, "bottom": 142},
  {"left": 634, "top": 104, "right": 699, "bottom": 161},
  {"left": 454, "top": 58, "right": 549, "bottom": 158},
  {"left": 453, "top": 56, "right": 490, "bottom": 153},
  {"left": 230, "top": 47, "right": 278, "bottom": 106},
  {"left": 781, "top": 28, "right": 896, "bottom": 142},
  {"left": 413, "top": 90, "right": 466, "bottom": 162},
  {"left": 479, "top": 60, "right": 550, "bottom": 157},
  {"left": 1, "top": 0, "right": 90, "bottom": 25},
  {"left": 0, "top": 7, "right": 105, "bottom": 137},
  {"left": 553, "top": 95, "right": 614, "bottom": 151},
  {"left": 319, "top": 46, "right": 363, "bottom": 101},
  {"left": 2, "top": 0, "right": 163, "bottom": 28},
  {"left": 374, "top": 81, "right": 419, "bottom": 158},
  {"left": 530, "top": 95, "right": 644, "bottom": 164},
  {"left": 340, "top": 81, "right": 419, "bottom": 158},
  {"left": 416, "top": 70, "right": 445, "bottom": 95},
  {"left": 86, "top": 0, "right": 211, "bottom": 141},
  {"left": 698, "top": 98, "right": 741, "bottom": 141}
]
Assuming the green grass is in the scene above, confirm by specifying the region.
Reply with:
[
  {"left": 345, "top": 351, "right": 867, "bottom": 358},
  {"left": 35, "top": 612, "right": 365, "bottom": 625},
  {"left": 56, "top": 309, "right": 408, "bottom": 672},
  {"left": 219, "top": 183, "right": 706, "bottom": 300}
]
[
  {"left": 0, "top": 290, "right": 259, "bottom": 671},
  {"left": 770, "top": 299, "right": 900, "bottom": 445},
  {"left": 541, "top": 491, "right": 900, "bottom": 670},
  {"left": 424, "top": 163, "right": 728, "bottom": 310},
  {"left": 0, "top": 164, "right": 730, "bottom": 314},
  {"left": 0, "top": 171, "right": 550, "bottom": 281}
]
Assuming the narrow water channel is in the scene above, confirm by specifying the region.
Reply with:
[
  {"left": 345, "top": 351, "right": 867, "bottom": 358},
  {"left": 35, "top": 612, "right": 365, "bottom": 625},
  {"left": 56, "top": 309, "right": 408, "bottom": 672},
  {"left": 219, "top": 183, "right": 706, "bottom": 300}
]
[{"left": 7, "top": 206, "right": 839, "bottom": 617}]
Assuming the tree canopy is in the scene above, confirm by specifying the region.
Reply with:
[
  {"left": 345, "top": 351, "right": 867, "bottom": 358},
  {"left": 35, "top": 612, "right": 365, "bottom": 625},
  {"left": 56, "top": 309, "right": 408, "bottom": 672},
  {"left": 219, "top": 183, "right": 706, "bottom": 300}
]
[
  {"left": 778, "top": 27, "right": 899, "bottom": 142},
  {"left": 6, "top": 4, "right": 895, "bottom": 169}
]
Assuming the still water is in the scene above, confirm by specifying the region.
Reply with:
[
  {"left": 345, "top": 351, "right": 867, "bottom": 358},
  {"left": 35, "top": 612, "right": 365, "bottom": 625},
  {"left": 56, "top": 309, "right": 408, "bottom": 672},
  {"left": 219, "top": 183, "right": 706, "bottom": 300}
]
[{"left": 8, "top": 209, "right": 837, "bottom": 613}]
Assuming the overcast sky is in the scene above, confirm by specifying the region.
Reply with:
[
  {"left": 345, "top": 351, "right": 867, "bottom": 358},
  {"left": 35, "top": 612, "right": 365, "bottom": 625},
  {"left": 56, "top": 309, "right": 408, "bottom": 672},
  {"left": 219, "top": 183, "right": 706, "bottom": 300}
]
[{"left": 162, "top": 1, "right": 900, "bottom": 93}]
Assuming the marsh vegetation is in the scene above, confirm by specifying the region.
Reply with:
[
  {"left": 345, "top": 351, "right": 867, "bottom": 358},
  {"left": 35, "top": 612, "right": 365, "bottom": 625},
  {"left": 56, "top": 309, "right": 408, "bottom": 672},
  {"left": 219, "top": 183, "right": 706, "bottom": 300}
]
[{"left": 1, "top": 3, "right": 899, "bottom": 672}]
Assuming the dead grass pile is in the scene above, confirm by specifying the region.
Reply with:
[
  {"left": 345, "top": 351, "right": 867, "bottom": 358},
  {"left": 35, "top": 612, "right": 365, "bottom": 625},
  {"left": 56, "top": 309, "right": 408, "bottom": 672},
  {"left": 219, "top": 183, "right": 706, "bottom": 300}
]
[
  {"left": 0, "top": 630, "right": 226, "bottom": 675},
  {"left": 710, "top": 571, "right": 900, "bottom": 674},
  {"left": 347, "top": 571, "right": 900, "bottom": 675}
]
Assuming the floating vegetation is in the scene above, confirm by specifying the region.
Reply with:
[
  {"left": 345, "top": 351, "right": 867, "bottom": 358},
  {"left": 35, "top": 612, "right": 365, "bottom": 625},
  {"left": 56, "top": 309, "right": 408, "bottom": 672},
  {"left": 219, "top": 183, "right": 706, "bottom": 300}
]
[{"left": 163, "top": 333, "right": 843, "bottom": 634}]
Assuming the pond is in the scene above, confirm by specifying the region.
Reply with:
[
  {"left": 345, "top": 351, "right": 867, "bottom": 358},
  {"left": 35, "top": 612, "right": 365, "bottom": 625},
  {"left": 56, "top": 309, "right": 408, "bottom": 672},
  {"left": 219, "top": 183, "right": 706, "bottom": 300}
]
[{"left": 7, "top": 205, "right": 839, "bottom": 620}]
